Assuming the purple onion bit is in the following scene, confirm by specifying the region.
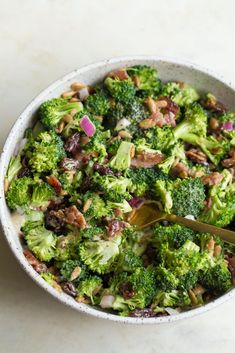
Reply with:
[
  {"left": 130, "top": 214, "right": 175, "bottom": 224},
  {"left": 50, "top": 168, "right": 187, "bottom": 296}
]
[
  {"left": 222, "top": 121, "right": 235, "bottom": 131},
  {"left": 80, "top": 115, "right": 96, "bottom": 137},
  {"left": 128, "top": 197, "right": 145, "bottom": 209}
]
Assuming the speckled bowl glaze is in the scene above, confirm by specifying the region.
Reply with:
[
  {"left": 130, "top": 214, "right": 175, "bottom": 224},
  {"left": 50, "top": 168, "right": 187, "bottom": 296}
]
[{"left": 1, "top": 56, "right": 235, "bottom": 324}]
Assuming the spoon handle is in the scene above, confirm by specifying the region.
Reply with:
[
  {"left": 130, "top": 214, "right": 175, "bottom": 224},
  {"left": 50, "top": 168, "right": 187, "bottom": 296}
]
[{"left": 166, "top": 214, "right": 235, "bottom": 245}]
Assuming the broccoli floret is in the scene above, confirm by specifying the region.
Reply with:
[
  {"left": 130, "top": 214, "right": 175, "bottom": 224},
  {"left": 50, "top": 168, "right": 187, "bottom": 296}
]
[
  {"left": 200, "top": 169, "right": 235, "bottom": 227},
  {"left": 104, "top": 77, "right": 136, "bottom": 104},
  {"left": 134, "top": 137, "right": 159, "bottom": 155},
  {"left": 174, "top": 103, "right": 207, "bottom": 139},
  {"left": 155, "top": 266, "right": 179, "bottom": 291},
  {"left": 162, "top": 240, "right": 200, "bottom": 274},
  {"left": 82, "top": 192, "right": 109, "bottom": 219},
  {"left": 39, "top": 98, "right": 83, "bottom": 130},
  {"left": 79, "top": 235, "right": 122, "bottom": 274},
  {"left": 79, "top": 226, "right": 105, "bottom": 240},
  {"left": 107, "top": 200, "right": 132, "bottom": 214},
  {"left": 127, "top": 167, "right": 168, "bottom": 197},
  {"left": 92, "top": 173, "right": 132, "bottom": 202},
  {"left": 199, "top": 262, "right": 232, "bottom": 293},
  {"left": 6, "top": 176, "right": 32, "bottom": 210},
  {"left": 151, "top": 289, "right": 191, "bottom": 312},
  {"left": 41, "top": 272, "right": 62, "bottom": 292},
  {"left": 153, "top": 224, "right": 197, "bottom": 249},
  {"left": 77, "top": 276, "right": 102, "bottom": 304},
  {"left": 58, "top": 170, "right": 83, "bottom": 196},
  {"left": 173, "top": 104, "right": 228, "bottom": 165},
  {"left": 85, "top": 93, "right": 110, "bottom": 116},
  {"left": 59, "top": 259, "right": 88, "bottom": 284},
  {"left": 122, "top": 226, "right": 149, "bottom": 257},
  {"left": 144, "top": 126, "right": 176, "bottom": 152},
  {"left": 24, "top": 225, "right": 56, "bottom": 261},
  {"left": 24, "top": 209, "right": 44, "bottom": 224},
  {"left": 157, "top": 240, "right": 200, "bottom": 291},
  {"left": 109, "top": 267, "right": 157, "bottom": 314},
  {"left": 158, "top": 142, "right": 187, "bottom": 174},
  {"left": 171, "top": 177, "right": 206, "bottom": 217},
  {"left": 28, "top": 131, "right": 65, "bottom": 173},
  {"left": 83, "top": 130, "right": 110, "bottom": 162},
  {"left": 31, "top": 182, "right": 55, "bottom": 208},
  {"left": 115, "top": 249, "right": 143, "bottom": 272},
  {"left": 127, "top": 65, "right": 161, "bottom": 97},
  {"left": 41, "top": 272, "right": 55, "bottom": 284},
  {"left": 105, "top": 97, "right": 147, "bottom": 134},
  {"left": 154, "top": 179, "right": 173, "bottom": 213},
  {"left": 109, "top": 141, "right": 134, "bottom": 171},
  {"left": 161, "top": 82, "right": 199, "bottom": 107},
  {"left": 219, "top": 112, "right": 235, "bottom": 143},
  {"left": 219, "top": 111, "right": 235, "bottom": 124},
  {"left": 5, "top": 155, "right": 22, "bottom": 184},
  {"left": 54, "top": 234, "right": 78, "bottom": 261}
]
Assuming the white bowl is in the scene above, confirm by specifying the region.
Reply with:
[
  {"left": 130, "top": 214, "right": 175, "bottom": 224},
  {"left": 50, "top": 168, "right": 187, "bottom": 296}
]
[{"left": 1, "top": 56, "right": 235, "bottom": 325}]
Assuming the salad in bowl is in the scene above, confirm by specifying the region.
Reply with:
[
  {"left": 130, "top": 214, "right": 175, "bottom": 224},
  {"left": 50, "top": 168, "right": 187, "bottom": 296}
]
[{"left": 3, "top": 61, "right": 235, "bottom": 320}]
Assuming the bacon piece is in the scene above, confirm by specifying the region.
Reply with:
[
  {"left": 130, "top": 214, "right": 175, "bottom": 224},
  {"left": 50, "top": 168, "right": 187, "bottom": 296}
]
[
  {"left": 23, "top": 249, "right": 47, "bottom": 273},
  {"left": 108, "top": 69, "right": 129, "bottom": 80},
  {"left": 131, "top": 151, "right": 164, "bottom": 168},
  {"left": 172, "top": 162, "right": 189, "bottom": 178},
  {"left": 186, "top": 148, "right": 207, "bottom": 164},
  {"left": 202, "top": 172, "right": 223, "bottom": 186},
  {"left": 222, "top": 147, "right": 235, "bottom": 168},
  {"left": 203, "top": 95, "right": 227, "bottom": 113},
  {"left": 157, "top": 96, "right": 179, "bottom": 116},
  {"left": 140, "top": 97, "right": 178, "bottom": 128},
  {"left": 63, "top": 205, "right": 87, "bottom": 229},
  {"left": 107, "top": 220, "right": 128, "bottom": 238},
  {"left": 47, "top": 175, "right": 62, "bottom": 194}
]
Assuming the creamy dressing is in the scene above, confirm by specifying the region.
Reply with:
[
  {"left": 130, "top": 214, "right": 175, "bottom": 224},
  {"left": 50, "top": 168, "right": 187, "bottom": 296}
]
[{"left": 11, "top": 211, "right": 25, "bottom": 234}]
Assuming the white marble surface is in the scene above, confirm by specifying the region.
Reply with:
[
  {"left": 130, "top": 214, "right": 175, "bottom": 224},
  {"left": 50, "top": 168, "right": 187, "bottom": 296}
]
[{"left": 1, "top": 0, "right": 235, "bottom": 352}]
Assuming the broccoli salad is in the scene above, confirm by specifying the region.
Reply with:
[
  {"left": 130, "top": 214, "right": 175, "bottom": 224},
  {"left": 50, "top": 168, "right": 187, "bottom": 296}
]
[{"left": 5, "top": 65, "right": 235, "bottom": 318}]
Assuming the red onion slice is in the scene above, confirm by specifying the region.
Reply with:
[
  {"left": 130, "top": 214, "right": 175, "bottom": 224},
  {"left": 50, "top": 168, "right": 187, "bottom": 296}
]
[
  {"left": 80, "top": 115, "right": 96, "bottom": 137},
  {"left": 222, "top": 121, "right": 235, "bottom": 131},
  {"left": 100, "top": 295, "right": 115, "bottom": 308},
  {"left": 129, "top": 197, "right": 145, "bottom": 209}
]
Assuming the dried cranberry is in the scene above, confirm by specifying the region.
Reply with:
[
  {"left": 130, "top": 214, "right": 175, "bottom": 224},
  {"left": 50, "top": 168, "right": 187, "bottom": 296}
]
[
  {"left": 64, "top": 133, "right": 81, "bottom": 156},
  {"left": 18, "top": 167, "right": 31, "bottom": 178},
  {"left": 119, "top": 282, "right": 134, "bottom": 299},
  {"left": 45, "top": 210, "right": 65, "bottom": 233},
  {"left": 61, "top": 282, "right": 76, "bottom": 297},
  {"left": 18, "top": 156, "right": 31, "bottom": 178},
  {"left": 93, "top": 163, "right": 122, "bottom": 177},
  {"left": 161, "top": 96, "right": 179, "bottom": 116},
  {"left": 93, "top": 163, "right": 114, "bottom": 175},
  {"left": 81, "top": 176, "right": 92, "bottom": 191}
]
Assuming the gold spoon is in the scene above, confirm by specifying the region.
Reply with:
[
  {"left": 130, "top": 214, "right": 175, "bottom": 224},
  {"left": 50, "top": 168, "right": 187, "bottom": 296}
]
[{"left": 128, "top": 201, "right": 235, "bottom": 245}]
